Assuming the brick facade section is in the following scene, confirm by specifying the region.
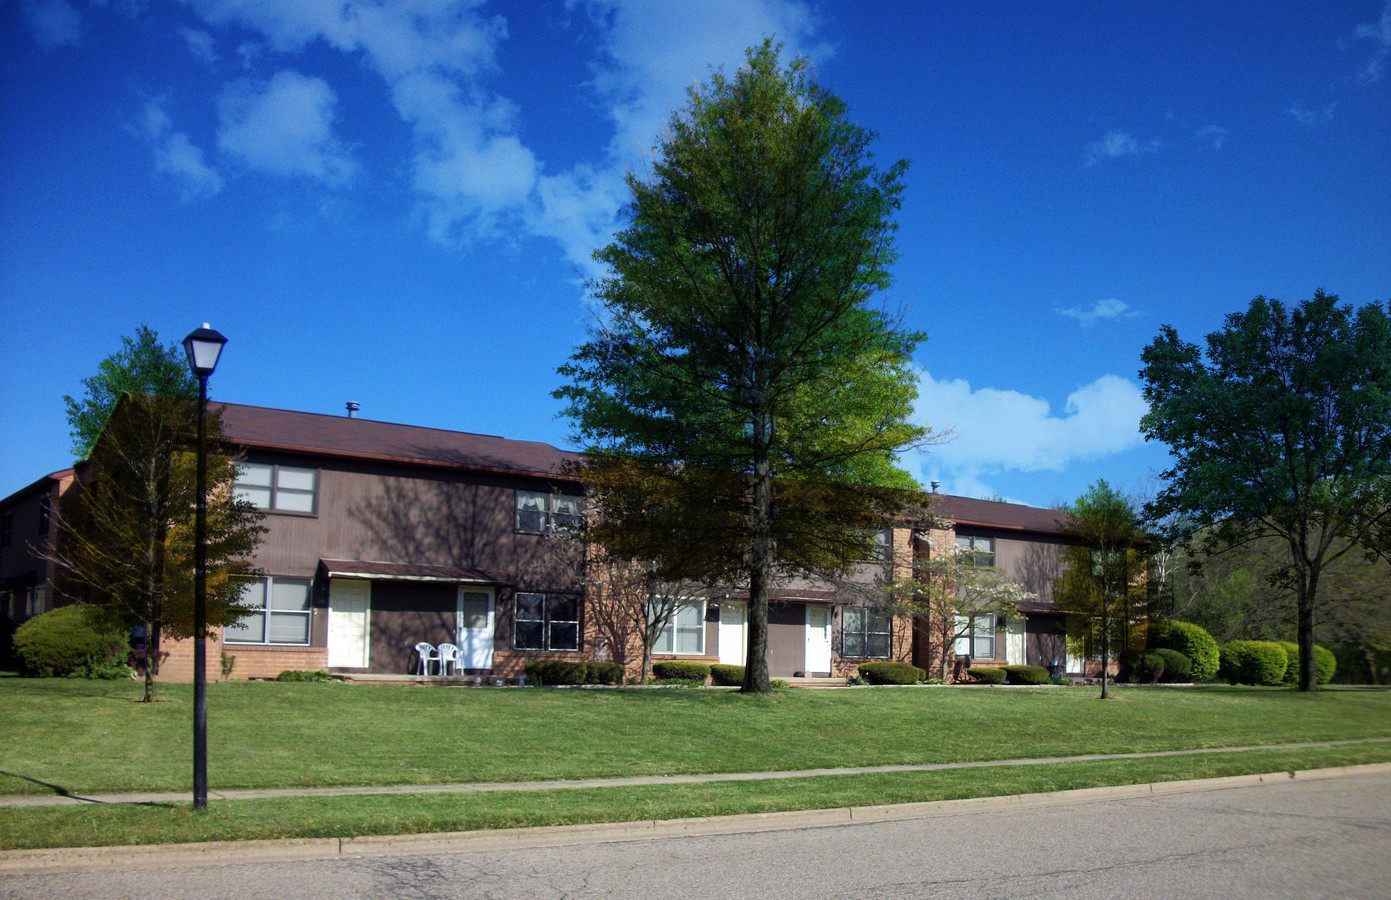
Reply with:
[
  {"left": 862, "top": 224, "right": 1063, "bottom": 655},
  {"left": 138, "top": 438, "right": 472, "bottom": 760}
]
[{"left": 156, "top": 633, "right": 329, "bottom": 682}]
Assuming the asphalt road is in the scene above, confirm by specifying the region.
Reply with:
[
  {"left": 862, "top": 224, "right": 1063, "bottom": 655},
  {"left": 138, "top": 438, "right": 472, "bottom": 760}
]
[{"left": 4, "top": 769, "right": 1389, "bottom": 899}]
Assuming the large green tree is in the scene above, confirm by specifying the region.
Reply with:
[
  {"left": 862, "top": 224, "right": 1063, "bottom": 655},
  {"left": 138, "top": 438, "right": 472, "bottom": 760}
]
[
  {"left": 556, "top": 42, "right": 927, "bottom": 694},
  {"left": 49, "top": 393, "right": 264, "bottom": 701},
  {"left": 1053, "top": 480, "right": 1149, "bottom": 699},
  {"left": 1140, "top": 291, "right": 1391, "bottom": 691},
  {"left": 63, "top": 325, "right": 197, "bottom": 460}
]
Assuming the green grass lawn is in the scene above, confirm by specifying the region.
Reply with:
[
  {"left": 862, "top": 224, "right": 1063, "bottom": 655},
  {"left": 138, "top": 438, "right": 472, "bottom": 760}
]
[{"left": 2, "top": 677, "right": 1389, "bottom": 850}]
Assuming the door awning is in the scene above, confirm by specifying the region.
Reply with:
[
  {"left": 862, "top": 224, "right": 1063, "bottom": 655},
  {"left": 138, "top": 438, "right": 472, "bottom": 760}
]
[{"left": 318, "top": 559, "right": 511, "bottom": 584}]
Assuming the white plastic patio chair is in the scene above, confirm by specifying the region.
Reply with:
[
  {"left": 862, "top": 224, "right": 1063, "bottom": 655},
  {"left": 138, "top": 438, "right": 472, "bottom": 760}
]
[
  {"left": 414, "top": 641, "right": 440, "bottom": 676},
  {"left": 437, "top": 642, "right": 463, "bottom": 677}
]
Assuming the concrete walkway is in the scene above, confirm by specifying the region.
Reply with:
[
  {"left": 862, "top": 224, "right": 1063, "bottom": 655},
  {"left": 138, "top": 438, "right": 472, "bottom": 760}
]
[{"left": 3, "top": 737, "right": 1387, "bottom": 808}]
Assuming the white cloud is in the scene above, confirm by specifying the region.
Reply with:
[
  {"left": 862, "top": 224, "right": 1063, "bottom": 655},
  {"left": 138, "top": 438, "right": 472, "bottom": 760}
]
[
  {"left": 1354, "top": 0, "right": 1391, "bottom": 83},
  {"left": 907, "top": 370, "right": 1148, "bottom": 497},
  {"left": 1056, "top": 298, "right": 1133, "bottom": 326},
  {"left": 1194, "top": 124, "right": 1228, "bottom": 150},
  {"left": 139, "top": 99, "right": 224, "bottom": 201},
  {"left": 1285, "top": 101, "right": 1336, "bottom": 127},
  {"left": 216, "top": 70, "right": 357, "bottom": 184},
  {"left": 22, "top": 0, "right": 82, "bottom": 50},
  {"left": 180, "top": 27, "right": 218, "bottom": 64},
  {"left": 179, "top": 0, "right": 824, "bottom": 270},
  {"left": 1085, "top": 129, "right": 1160, "bottom": 166}
]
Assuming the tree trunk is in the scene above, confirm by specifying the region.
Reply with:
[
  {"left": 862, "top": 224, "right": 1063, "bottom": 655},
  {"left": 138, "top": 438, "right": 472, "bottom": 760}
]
[
  {"left": 1297, "top": 568, "right": 1319, "bottom": 692},
  {"left": 742, "top": 440, "right": 774, "bottom": 695},
  {"left": 141, "top": 617, "right": 157, "bottom": 703}
]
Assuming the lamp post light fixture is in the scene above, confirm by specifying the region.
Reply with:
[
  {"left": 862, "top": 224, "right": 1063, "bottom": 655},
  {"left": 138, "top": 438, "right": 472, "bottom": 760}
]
[{"left": 183, "top": 323, "right": 226, "bottom": 810}]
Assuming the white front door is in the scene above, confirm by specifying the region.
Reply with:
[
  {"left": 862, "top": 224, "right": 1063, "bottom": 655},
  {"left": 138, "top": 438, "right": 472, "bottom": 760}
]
[
  {"left": 457, "top": 587, "right": 495, "bottom": 670},
  {"left": 719, "top": 601, "right": 748, "bottom": 666},
  {"left": 327, "top": 579, "right": 370, "bottom": 668},
  {"left": 805, "top": 605, "right": 832, "bottom": 675}
]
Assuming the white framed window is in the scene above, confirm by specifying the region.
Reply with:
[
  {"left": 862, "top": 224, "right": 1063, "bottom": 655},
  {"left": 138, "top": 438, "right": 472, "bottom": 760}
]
[
  {"left": 653, "top": 602, "right": 705, "bottom": 655},
  {"left": 956, "top": 534, "right": 995, "bottom": 567},
  {"left": 235, "top": 463, "right": 318, "bottom": 514},
  {"left": 225, "top": 577, "right": 312, "bottom": 645},
  {"left": 954, "top": 614, "right": 996, "bottom": 660},
  {"left": 513, "top": 592, "right": 580, "bottom": 651},
  {"left": 843, "top": 607, "right": 892, "bottom": 658},
  {"left": 516, "top": 490, "right": 582, "bottom": 534}
]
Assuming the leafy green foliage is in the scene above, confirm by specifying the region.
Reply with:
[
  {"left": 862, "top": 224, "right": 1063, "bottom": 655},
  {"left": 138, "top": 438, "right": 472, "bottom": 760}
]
[
  {"left": 49, "top": 393, "right": 265, "bottom": 701},
  {"left": 1141, "top": 291, "right": 1391, "bottom": 690},
  {"left": 1151, "top": 648, "right": 1192, "bottom": 682},
  {"left": 857, "top": 661, "right": 926, "bottom": 684},
  {"left": 555, "top": 42, "right": 926, "bottom": 693},
  {"left": 1054, "top": 480, "right": 1150, "bottom": 697},
  {"left": 1002, "top": 664, "right": 1051, "bottom": 685},
  {"left": 710, "top": 664, "right": 746, "bottom": 686},
  {"left": 1276, "top": 641, "right": 1337, "bottom": 685},
  {"left": 966, "top": 665, "right": 1006, "bottom": 684},
  {"left": 1220, "top": 641, "right": 1289, "bottom": 686},
  {"left": 650, "top": 661, "right": 711, "bottom": 682},
  {"left": 63, "top": 325, "right": 196, "bottom": 460},
  {"left": 12, "top": 604, "right": 129, "bottom": 677},
  {"left": 1148, "top": 620, "right": 1221, "bottom": 682},
  {"left": 522, "top": 661, "right": 595, "bottom": 686},
  {"left": 275, "top": 670, "right": 337, "bottom": 683}
]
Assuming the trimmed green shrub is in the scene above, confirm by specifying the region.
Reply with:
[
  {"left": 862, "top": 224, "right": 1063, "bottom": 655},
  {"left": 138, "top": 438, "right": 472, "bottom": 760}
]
[
  {"left": 276, "top": 669, "right": 336, "bottom": 682},
  {"left": 1149, "top": 620, "right": 1220, "bottom": 682},
  {"left": 650, "top": 660, "right": 710, "bottom": 681},
  {"left": 1152, "top": 648, "right": 1192, "bottom": 682},
  {"left": 858, "top": 661, "right": 926, "bottom": 685},
  {"left": 710, "top": 663, "right": 745, "bottom": 686},
  {"left": 69, "top": 659, "right": 137, "bottom": 680},
  {"left": 1134, "top": 653, "right": 1166, "bottom": 684},
  {"left": 12, "top": 604, "right": 129, "bottom": 677},
  {"left": 966, "top": 665, "right": 1006, "bottom": 684},
  {"left": 1001, "top": 664, "right": 1050, "bottom": 685},
  {"left": 770, "top": 679, "right": 790, "bottom": 689},
  {"left": 585, "top": 662, "right": 625, "bottom": 685},
  {"left": 1220, "top": 640, "right": 1288, "bottom": 686},
  {"left": 1276, "top": 641, "right": 1338, "bottom": 685},
  {"left": 523, "top": 660, "right": 591, "bottom": 685}
]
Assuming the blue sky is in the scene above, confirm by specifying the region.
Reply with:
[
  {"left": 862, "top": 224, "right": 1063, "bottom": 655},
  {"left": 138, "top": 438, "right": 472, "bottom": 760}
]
[{"left": 2, "top": 1, "right": 1388, "bottom": 508}]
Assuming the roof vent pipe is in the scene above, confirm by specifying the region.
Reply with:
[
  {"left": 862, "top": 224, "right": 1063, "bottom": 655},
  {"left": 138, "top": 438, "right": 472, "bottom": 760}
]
[
  {"left": 346, "top": 401, "right": 360, "bottom": 419},
  {"left": 930, "top": 480, "right": 940, "bottom": 493}
]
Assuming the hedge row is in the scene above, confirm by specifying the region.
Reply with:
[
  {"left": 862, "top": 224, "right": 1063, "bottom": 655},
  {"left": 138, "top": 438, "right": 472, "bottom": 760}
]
[
  {"left": 1275, "top": 641, "right": 1337, "bottom": 685},
  {"left": 966, "top": 665, "right": 1006, "bottom": 684},
  {"left": 522, "top": 660, "right": 626, "bottom": 685},
  {"left": 1001, "top": 664, "right": 1050, "bottom": 685},
  {"left": 1148, "top": 620, "right": 1220, "bottom": 681},
  {"left": 857, "top": 661, "right": 926, "bottom": 684},
  {"left": 650, "top": 660, "right": 710, "bottom": 681},
  {"left": 710, "top": 664, "right": 745, "bottom": 686}
]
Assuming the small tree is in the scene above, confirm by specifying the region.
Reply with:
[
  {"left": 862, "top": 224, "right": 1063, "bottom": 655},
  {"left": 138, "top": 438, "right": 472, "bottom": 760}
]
[
  {"left": 891, "top": 538, "right": 1033, "bottom": 682},
  {"left": 63, "top": 325, "right": 196, "bottom": 460},
  {"left": 1053, "top": 480, "right": 1149, "bottom": 699},
  {"left": 49, "top": 393, "right": 264, "bottom": 701},
  {"left": 584, "top": 549, "right": 705, "bottom": 684}
]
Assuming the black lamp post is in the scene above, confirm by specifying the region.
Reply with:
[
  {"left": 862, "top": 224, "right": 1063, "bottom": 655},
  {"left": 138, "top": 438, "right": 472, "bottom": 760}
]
[{"left": 183, "top": 323, "right": 226, "bottom": 810}]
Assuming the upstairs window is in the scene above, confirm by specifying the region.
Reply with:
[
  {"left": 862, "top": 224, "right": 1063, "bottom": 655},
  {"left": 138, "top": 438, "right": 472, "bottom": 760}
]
[
  {"left": 843, "top": 607, "right": 892, "bottom": 658},
  {"left": 516, "top": 491, "right": 582, "bottom": 534},
  {"left": 956, "top": 534, "right": 995, "bottom": 567},
  {"left": 235, "top": 463, "right": 317, "bottom": 514}
]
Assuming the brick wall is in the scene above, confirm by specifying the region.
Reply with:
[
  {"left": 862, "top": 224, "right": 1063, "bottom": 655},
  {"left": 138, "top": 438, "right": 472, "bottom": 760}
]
[{"left": 156, "top": 633, "right": 328, "bottom": 681}]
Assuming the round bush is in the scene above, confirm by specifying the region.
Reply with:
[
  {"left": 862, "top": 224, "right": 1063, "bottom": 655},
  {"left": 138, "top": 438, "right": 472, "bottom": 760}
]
[
  {"left": 1151, "top": 648, "right": 1192, "bottom": 682},
  {"left": 710, "top": 663, "right": 745, "bottom": 686},
  {"left": 965, "top": 665, "right": 1006, "bottom": 684},
  {"left": 1275, "top": 641, "right": 1339, "bottom": 685},
  {"left": 1134, "top": 653, "right": 1166, "bottom": 684},
  {"left": 1001, "top": 664, "right": 1050, "bottom": 685},
  {"left": 586, "top": 662, "right": 625, "bottom": 685},
  {"left": 12, "top": 604, "right": 129, "bottom": 677},
  {"left": 1221, "top": 640, "right": 1288, "bottom": 686},
  {"left": 650, "top": 660, "right": 710, "bottom": 682},
  {"left": 1149, "top": 620, "right": 1220, "bottom": 682},
  {"left": 857, "top": 661, "right": 925, "bottom": 685},
  {"left": 523, "top": 660, "right": 591, "bottom": 685}
]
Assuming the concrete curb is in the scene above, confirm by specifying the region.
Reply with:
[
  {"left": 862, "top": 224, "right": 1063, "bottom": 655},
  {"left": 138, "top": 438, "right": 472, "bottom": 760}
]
[{"left": 4, "top": 762, "right": 1389, "bottom": 876}]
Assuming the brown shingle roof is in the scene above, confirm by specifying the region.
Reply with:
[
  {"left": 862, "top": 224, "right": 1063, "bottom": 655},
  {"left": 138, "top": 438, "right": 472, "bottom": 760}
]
[
  {"left": 933, "top": 494, "right": 1069, "bottom": 536},
  {"left": 216, "top": 403, "right": 581, "bottom": 480}
]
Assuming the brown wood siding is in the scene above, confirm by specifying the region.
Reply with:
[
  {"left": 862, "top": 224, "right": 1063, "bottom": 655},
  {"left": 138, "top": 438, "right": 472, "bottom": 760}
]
[
  {"left": 1025, "top": 613, "right": 1066, "bottom": 669},
  {"left": 986, "top": 533, "right": 1065, "bottom": 605},
  {"left": 369, "top": 581, "right": 457, "bottom": 674},
  {"left": 766, "top": 603, "right": 805, "bottom": 677}
]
